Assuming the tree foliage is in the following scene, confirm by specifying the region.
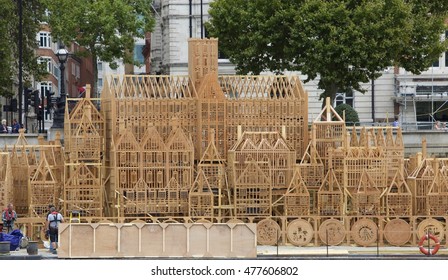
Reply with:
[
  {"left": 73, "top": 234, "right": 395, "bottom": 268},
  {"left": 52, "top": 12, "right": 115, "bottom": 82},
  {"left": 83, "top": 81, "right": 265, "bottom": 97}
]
[
  {"left": 206, "top": 0, "right": 448, "bottom": 103},
  {"left": 43, "top": 0, "right": 156, "bottom": 96},
  {"left": 334, "top": 103, "right": 359, "bottom": 126},
  {"left": 0, "top": 0, "right": 47, "bottom": 97}
]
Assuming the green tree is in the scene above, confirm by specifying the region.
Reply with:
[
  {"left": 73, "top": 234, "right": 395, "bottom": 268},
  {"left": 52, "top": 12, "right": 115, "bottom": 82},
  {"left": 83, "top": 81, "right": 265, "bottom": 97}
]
[
  {"left": 334, "top": 103, "right": 359, "bottom": 126},
  {"left": 206, "top": 0, "right": 448, "bottom": 104},
  {"left": 0, "top": 0, "right": 47, "bottom": 97},
  {"left": 43, "top": 0, "right": 156, "bottom": 96}
]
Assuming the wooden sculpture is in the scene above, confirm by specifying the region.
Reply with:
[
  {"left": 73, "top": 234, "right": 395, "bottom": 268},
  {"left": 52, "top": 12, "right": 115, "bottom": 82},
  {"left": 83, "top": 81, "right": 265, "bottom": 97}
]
[{"left": 7, "top": 38, "right": 448, "bottom": 249}]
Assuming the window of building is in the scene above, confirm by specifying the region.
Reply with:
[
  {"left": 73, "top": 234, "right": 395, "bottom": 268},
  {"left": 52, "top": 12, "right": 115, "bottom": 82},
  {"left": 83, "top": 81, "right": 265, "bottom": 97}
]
[
  {"left": 38, "top": 82, "right": 53, "bottom": 94},
  {"left": 415, "top": 101, "right": 448, "bottom": 123},
  {"left": 445, "top": 51, "right": 448, "bottom": 68},
  {"left": 433, "top": 59, "right": 440, "bottom": 67},
  {"left": 218, "top": 49, "right": 228, "bottom": 59},
  {"left": 334, "top": 90, "right": 354, "bottom": 107},
  {"left": 416, "top": 85, "right": 448, "bottom": 96},
  {"left": 76, "top": 64, "right": 80, "bottom": 79},
  {"left": 38, "top": 57, "right": 53, "bottom": 73},
  {"left": 98, "top": 78, "right": 103, "bottom": 87},
  {"left": 98, "top": 62, "right": 103, "bottom": 71},
  {"left": 134, "top": 44, "right": 145, "bottom": 64},
  {"left": 38, "top": 32, "right": 51, "bottom": 48}
]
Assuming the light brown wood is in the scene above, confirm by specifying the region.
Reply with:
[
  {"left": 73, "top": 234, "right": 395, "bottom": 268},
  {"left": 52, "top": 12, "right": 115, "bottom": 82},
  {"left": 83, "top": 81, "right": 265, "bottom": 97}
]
[{"left": 3, "top": 38, "right": 448, "bottom": 249}]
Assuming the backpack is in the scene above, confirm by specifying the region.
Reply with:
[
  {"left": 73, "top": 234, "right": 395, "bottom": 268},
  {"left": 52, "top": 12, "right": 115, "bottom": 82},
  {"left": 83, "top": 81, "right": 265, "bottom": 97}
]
[{"left": 49, "top": 212, "right": 60, "bottom": 230}]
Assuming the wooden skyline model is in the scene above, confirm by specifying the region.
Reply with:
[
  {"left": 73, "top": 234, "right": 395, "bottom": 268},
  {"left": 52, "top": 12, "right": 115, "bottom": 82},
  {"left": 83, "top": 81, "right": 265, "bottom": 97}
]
[{"left": 1, "top": 38, "right": 448, "bottom": 247}]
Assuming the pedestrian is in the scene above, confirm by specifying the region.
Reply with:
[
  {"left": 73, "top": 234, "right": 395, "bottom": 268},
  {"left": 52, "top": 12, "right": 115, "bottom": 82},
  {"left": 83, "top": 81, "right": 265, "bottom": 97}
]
[
  {"left": 2, "top": 203, "right": 17, "bottom": 233},
  {"left": 46, "top": 206, "right": 64, "bottom": 254},
  {"left": 11, "top": 119, "right": 20, "bottom": 133},
  {"left": 43, "top": 204, "right": 55, "bottom": 251},
  {"left": 0, "top": 119, "right": 8, "bottom": 133},
  {"left": 392, "top": 118, "right": 399, "bottom": 127},
  {"left": 434, "top": 121, "right": 441, "bottom": 130}
]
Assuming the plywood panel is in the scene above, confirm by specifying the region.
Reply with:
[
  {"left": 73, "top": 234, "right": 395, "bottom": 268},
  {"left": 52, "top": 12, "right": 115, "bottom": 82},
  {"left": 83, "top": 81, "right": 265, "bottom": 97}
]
[{"left": 58, "top": 223, "right": 256, "bottom": 258}]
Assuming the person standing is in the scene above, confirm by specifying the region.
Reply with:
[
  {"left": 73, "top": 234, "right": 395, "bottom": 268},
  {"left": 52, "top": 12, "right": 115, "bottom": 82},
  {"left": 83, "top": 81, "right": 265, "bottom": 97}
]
[
  {"left": 2, "top": 203, "right": 17, "bottom": 233},
  {"left": 0, "top": 119, "right": 8, "bottom": 133},
  {"left": 46, "top": 207, "right": 64, "bottom": 254},
  {"left": 392, "top": 118, "right": 399, "bottom": 127},
  {"left": 43, "top": 204, "right": 55, "bottom": 251},
  {"left": 11, "top": 119, "right": 20, "bottom": 133}
]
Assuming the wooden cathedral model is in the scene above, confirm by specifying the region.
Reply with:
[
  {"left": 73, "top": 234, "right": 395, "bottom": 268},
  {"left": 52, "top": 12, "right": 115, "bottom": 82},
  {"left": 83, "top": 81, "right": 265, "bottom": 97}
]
[{"left": 3, "top": 38, "right": 448, "bottom": 248}]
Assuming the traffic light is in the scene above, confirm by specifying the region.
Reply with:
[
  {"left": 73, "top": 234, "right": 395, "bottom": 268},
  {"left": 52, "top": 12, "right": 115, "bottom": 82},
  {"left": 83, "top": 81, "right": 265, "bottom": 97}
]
[
  {"left": 45, "top": 90, "right": 55, "bottom": 111},
  {"left": 10, "top": 98, "right": 17, "bottom": 112},
  {"left": 24, "top": 88, "right": 33, "bottom": 112},
  {"left": 25, "top": 89, "right": 38, "bottom": 107},
  {"left": 37, "top": 105, "right": 43, "bottom": 121},
  {"left": 33, "top": 90, "right": 40, "bottom": 111}
]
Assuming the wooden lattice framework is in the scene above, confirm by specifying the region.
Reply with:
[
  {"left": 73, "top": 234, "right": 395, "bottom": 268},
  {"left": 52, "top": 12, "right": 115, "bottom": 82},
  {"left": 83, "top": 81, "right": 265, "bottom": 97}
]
[
  {"left": 351, "top": 170, "right": 381, "bottom": 215},
  {"left": 219, "top": 75, "right": 308, "bottom": 160},
  {"left": 283, "top": 169, "right": 310, "bottom": 216},
  {"left": 29, "top": 152, "right": 59, "bottom": 217},
  {"left": 312, "top": 98, "right": 345, "bottom": 172},
  {"left": 2, "top": 130, "right": 64, "bottom": 216},
  {"left": 112, "top": 121, "right": 194, "bottom": 217},
  {"left": 189, "top": 170, "right": 214, "bottom": 218},
  {"left": 344, "top": 126, "right": 403, "bottom": 190},
  {"left": 228, "top": 130, "right": 296, "bottom": 216},
  {"left": 408, "top": 158, "right": 436, "bottom": 215},
  {"left": 102, "top": 39, "right": 308, "bottom": 162},
  {"left": 298, "top": 143, "right": 324, "bottom": 213},
  {"left": 427, "top": 161, "right": 448, "bottom": 216},
  {"left": 385, "top": 170, "right": 412, "bottom": 216},
  {"left": 298, "top": 143, "right": 325, "bottom": 188},
  {"left": 343, "top": 146, "right": 388, "bottom": 193},
  {"left": 8, "top": 38, "right": 448, "bottom": 249},
  {"left": 64, "top": 86, "right": 105, "bottom": 218},
  {"left": 234, "top": 161, "right": 271, "bottom": 217},
  {"left": 197, "top": 129, "right": 230, "bottom": 217},
  {"left": 318, "top": 168, "right": 345, "bottom": 216},
  {"left": 0, "top": 152, "right": 13, "bottom": 207}
]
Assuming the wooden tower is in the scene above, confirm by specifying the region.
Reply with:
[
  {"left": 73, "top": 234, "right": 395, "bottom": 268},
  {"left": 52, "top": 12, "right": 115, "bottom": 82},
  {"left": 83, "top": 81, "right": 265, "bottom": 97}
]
[
  {"left": 297, "top": 142, "right": 324, "bottom": 213},
  {"left": 197, "top": 129, "right": 230, "bottom": 217},
  {"left": 64, "top": 86, "right": 105, "bottom": 218},
  {"left": 312, "top": 97, "right": 345, "bottom": 173}
]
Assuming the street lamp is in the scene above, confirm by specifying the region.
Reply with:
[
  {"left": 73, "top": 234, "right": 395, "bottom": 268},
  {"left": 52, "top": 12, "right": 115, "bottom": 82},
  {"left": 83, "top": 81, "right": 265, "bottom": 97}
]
[{"left": 51, "top": 44, "right": 69, "bottom": 129}]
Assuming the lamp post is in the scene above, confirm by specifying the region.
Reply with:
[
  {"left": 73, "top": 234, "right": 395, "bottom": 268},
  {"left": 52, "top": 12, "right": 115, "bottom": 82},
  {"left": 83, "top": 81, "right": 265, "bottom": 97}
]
[{"left": 51, "top": 44, "right": 69, "bottom": 129}]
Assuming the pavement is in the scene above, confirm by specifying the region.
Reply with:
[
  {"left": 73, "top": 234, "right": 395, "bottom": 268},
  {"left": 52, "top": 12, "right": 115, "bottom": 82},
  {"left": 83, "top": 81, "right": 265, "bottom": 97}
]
[
  {"left": 257, "top": 245, "right": 448, "bottom": 259},
  {"left": 1, "top": 245, "right": 448, "bottom": 260}
]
